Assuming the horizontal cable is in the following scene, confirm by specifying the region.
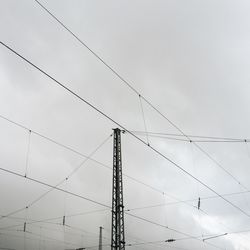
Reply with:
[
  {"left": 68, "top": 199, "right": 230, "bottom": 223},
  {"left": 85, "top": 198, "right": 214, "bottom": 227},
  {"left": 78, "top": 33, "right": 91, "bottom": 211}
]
[
  {"left": 30, "top": 2, "right": 250, "bottom": 235},
  {"left": 0, "top": 130, "right": 112, "bottom": 223},
  {"left": 132, "top": 131, "right": 250, "bottom": 142},
  {"left": 3, "top": 114, "right": 247, "bottom": 224},
  {"left": 0, "top": 40, "right": 250, "bottom": 223},
  {"left": 32, "top": 0, "right": 250, "bottom": 198},
  {"left": 0, "top": 165, "right": 221, "bottom": 250}
]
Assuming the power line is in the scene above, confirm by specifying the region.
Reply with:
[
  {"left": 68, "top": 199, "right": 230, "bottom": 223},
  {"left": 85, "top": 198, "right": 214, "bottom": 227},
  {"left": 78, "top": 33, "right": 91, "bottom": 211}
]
[
  {"left": 32, "top": 0, "right": 250, "bottom": 190},
  {"left": 132, "top": 131, "right": 250, "bottom": 143},
  {"left": 0, "top": 165, "right": 110, "bottom": 209},
  {"left": 1, "top": 0, "right": 248, "bottom": 244},
  {"left": 0, "top": 165, "right": 222, "bottom": 250},
  {"left": 127, "top": 200, "right": 250, "bottom": 245},
  {"left": 0, "top": 114, "right": 175, "bottom": 218},
  {"left": 203, "top": 233, "right": 228, "bottom": 242},
  {"left": 0, "top": 42, "right": 248, "bottom": 250},
  {"left": 2, "top": 188, "right": 249, "bottom": 248},
  {"left": 30, "top": 0, "right": 250, "bottom": 217},
  {"left": 0, "top": 207, "right": 109, "bottom": 236},
  {"left": 0, "top": 112, "right": 245, "bottom": 246},
  {"left": 0, "top": 231, "right": 79, "bottom": 248},
  {"left": 0, "top": 130, "right": 112, "bottom": 224},
  {"left": 33, "top": 0, "right": 140, "bottom": 96},
  {"left": 3, "top": 113, "right": 250, "bottom": 236},
  {"left": 31, "top": 0, "right": 250, "bottom": 214},
  {"left": 126, "top": 213, "right": 223, "bottom": 250},
  {"left": 193, "top": 142, "right": 247, "bottom": 186},
  {"left": 132, "top": 131, "right": 250, "bottom": 142},
  {"left": 5, "top": 203, "right": 249, "bottom": 250},
  {"left": 126, "top": 188, "right": 250, "bottom": 212},
  {"left": 27, "top": 229, "right": 81, "bottom": 247},
  {"left": 135, "top": 130, "right": 250, "bottom": 212},
  {"left": 7, "top": 215, "right": 250, "bottom": 250},
  {"left": 1, "top": 41, "right": 250, "bottom": 222},
  {"left": 64, "top": 224, "right": 109, "bottom": 241},
  {"left": 125, "top": 191, "right": 250, "bottom": 245},
  {"left": 0, "top": 111, "right": 249, "bottom": 246},
  {"left": 28, "top": 223, "right": 105, "bottom": 241},
  {"left": 0, "top": 114, "right": 163, "bottom": 195},
  {"left": 126, "top": 237, "right": 198, "bottom": 247},
  {"left": 140, "top": 97, "right": 250, "bottom": 202},
  {"left": 0, "top": 198, "right": 235, "bottom": 244},
  {"left": 0, "top": 210, "right": 108, "bottom": 233},
  {"left": 0, "top": 114, "right": 194, "bottom": 225},
  {"left": 1, "top": 226, "right": 217, "bottom": 250}
]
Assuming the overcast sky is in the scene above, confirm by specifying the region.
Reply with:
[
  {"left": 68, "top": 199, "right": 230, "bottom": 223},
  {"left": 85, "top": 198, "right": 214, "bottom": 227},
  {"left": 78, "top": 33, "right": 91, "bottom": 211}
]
[{"left": 1, "top": 0, "right": 250, "bottom": 249}]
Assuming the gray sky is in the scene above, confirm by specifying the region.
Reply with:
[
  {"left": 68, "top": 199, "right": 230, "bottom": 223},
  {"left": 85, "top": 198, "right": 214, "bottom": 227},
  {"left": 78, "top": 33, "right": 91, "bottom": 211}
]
[{"left": 1, "top": 0, "right": 250, "bottom": 249}]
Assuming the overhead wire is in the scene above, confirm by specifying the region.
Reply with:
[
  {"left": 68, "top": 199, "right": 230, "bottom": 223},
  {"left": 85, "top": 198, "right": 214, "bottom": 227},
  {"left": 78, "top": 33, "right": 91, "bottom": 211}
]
[
  {"left": 126, "top": 192, "right": 250, "bottom": 246},
  {"left": 2, "top": 194, "right": 249, "bottom": 249},
  {"left": 29, "top": 0, "right": 250, "bottom": 227},
  {"left": 3, "top": 114, "right": 249, "bottom": 242},
  {"left": 32, "top": 0, "right": 250, "bottom": 194},
  {"left": 1, "top": 121, "right": 249, "bottom": 248},
  {"left": 2, "top": 98, "right": 247, "bottom": 248},
  {"left": 0, "top": 165, "right": 223, "bottom": 250},
  {"left": 28, "top": 223, "right": 102, "bottom": 241},
  {"left": 0, "top": 129, "right": 112, "bottom": 223},
  {"left": 2, "top": 2, "right": 250, "bottom": 246},
  {"left": 11, "top": 226, "right": 81, "bottom": 248},
  {"left": 3, "top": 114, "right": 250, "bottom": 217},
  {"left": 0, "top": 208, "right": 108, "bottom": 237},
  {"left": 132, "top": 131, "right": 250, "bottom": 143},
  {"left": 27, "top": 230, "right": 80, "bottom": 247},
  {"left": 126, "top": 237, "right": 199, "bottom": 248},
  {"left": 29, "top": 0, "right": 250, "bottom": 225},
  {"left": 33, "top": 0, "right": 140, "bottom": 96},
  {"left": 7, "top": 210, "right": 250, "bottom": 250},
  {"left": 1, "top": 41, "right": 250, "bottom": 223},
  {"left": 0, "top": 230, "right": 79, "bottom": 248},
  {"left": 139, "top": 96, "right": 250, "bottom": 219},
  {"left": 3, "top": 212, "right": 227, "bottom": 250},
  {"left": 0, "top": 210, "right": 107, "bottom": 236},
  {"left": 126, "top": 212, "right": 223, "bottom": 250},
  {"left": 0, "top": 41, "right": 245, "bottom": 250}
]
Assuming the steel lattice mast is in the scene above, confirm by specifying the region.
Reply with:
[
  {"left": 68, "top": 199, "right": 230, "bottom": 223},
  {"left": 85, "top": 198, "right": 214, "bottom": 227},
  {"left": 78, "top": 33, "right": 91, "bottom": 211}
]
[{"left": 111, "top": 128, "right": 125, "bottom": 250}]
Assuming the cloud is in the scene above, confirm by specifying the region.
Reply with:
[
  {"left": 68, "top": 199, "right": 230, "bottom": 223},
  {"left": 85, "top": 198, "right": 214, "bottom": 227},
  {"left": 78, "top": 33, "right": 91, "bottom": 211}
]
[{"left": 1, "top": 0, "right": 250, "bottom": 249}]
